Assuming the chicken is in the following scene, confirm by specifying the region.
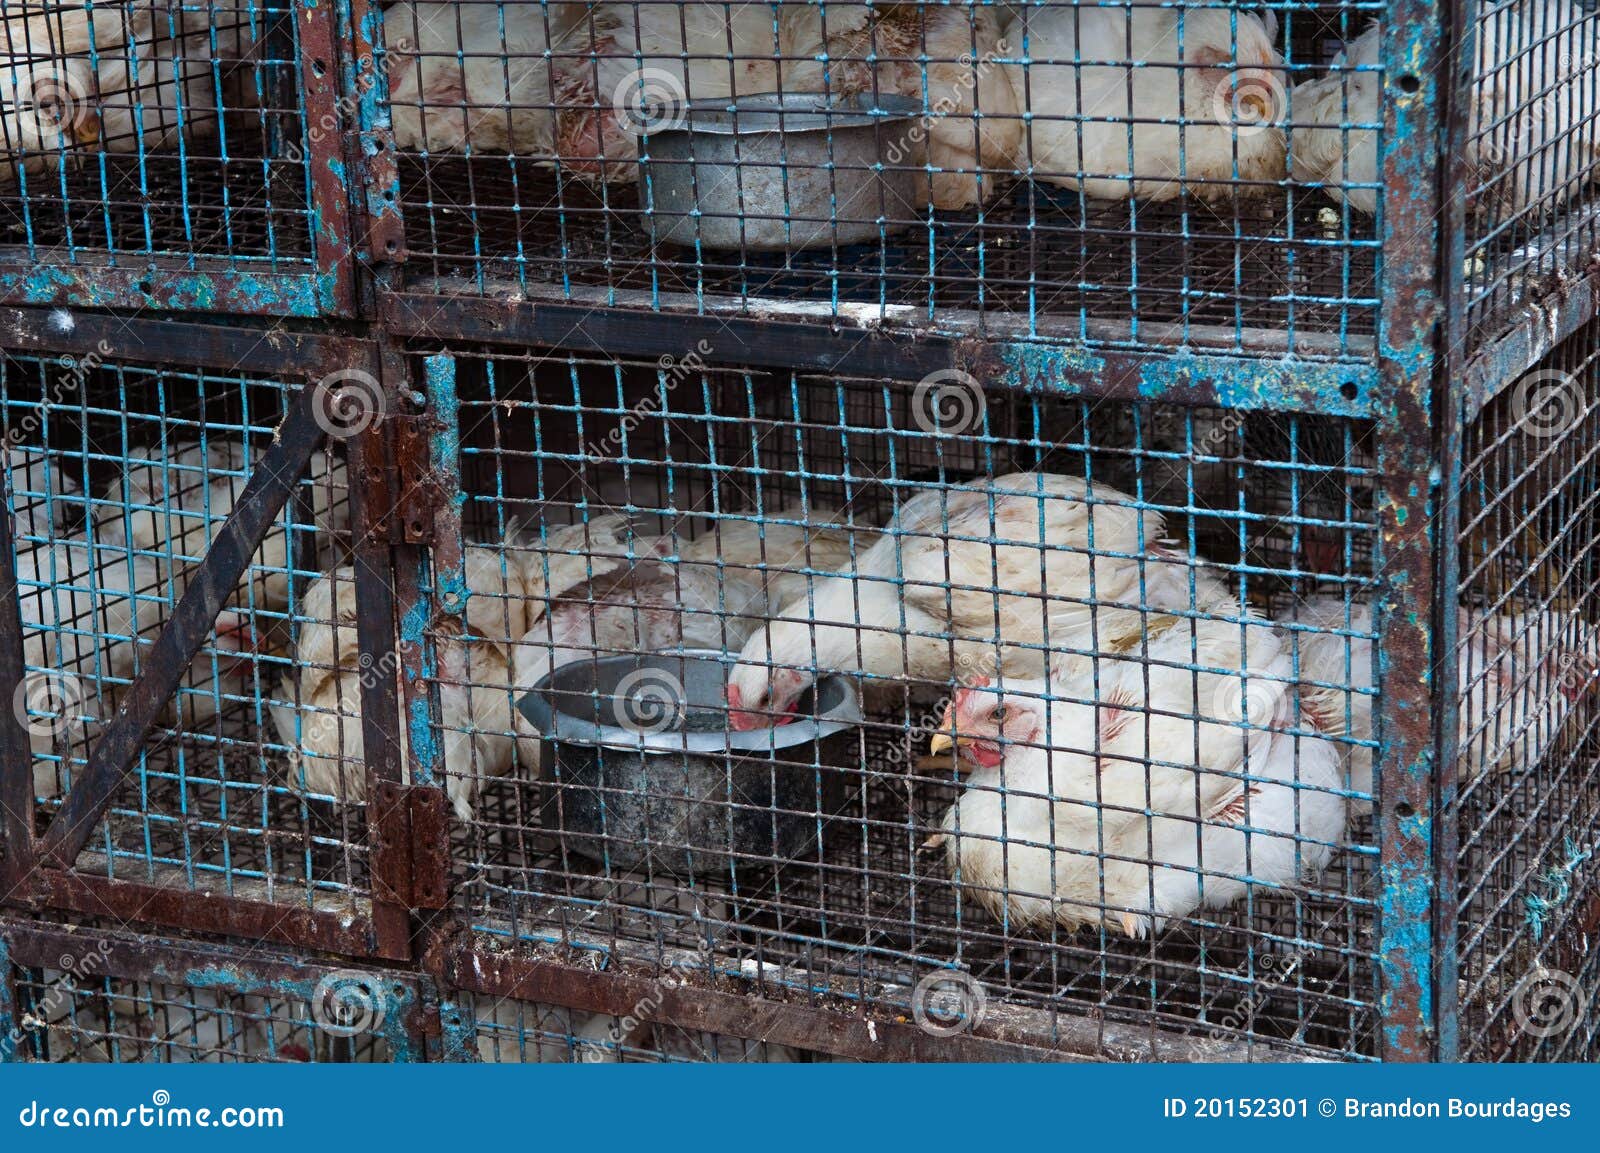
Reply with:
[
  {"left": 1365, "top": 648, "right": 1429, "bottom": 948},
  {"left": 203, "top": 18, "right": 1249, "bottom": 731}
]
[
  {"left": 1, "top": 4, "right": 254, "bottom": 183},
  {"left": 779, "top": 3, "right": 1023, "bottom": 208},
  {"left": 552, "top": 1, "right": 788, "bottom": 178},
  {"left": 1001, "top": 4, "right": 1286, "bottom": 200},
  {"left": 271, "top": 548, "right": 529, "bottom": 822},
  {"left": 18, "top": 534, "right": 255, "bottom": 799},
  {"left": 726, "top": 473, "right": 1235, "bottom": 729},
  {"left": 384, "top": 1, "right": 590, "bottom": 156},
  {"left": 511, "top": 511, "right": 861, "bottom": 767},
  {"left": 1285, "top": 24, "right": 1380, "bottom": 214},
  {"left": 95, "top": 437, "right": 350, "bottom": 614},
  {"left": 6, "top": 444, "right": 80, "bottom": 541},
  {"left": 930, "top": 614, "right": 1347, "bottom": 937},
  {"left": 1292, "top": 596, "right": 1599, "bottom": 810},
  {"left": 1292, "top": 9, "right": 1600, "bottom": 219}
]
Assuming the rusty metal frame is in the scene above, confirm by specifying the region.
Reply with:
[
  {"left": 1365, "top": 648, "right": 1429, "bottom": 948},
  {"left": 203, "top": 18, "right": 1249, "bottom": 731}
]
[
  {"left": 1367, "top": 5, "right": 1453, "bottom": 1062},
  {"left": 0, "top": 310, "right": 410, "bottom": 960},
  {"left": 0, "top": 917, "right": 433, "bottom": 1061},
  {"left": 0, "top": 2, "right": 355, "bottom": 319}
]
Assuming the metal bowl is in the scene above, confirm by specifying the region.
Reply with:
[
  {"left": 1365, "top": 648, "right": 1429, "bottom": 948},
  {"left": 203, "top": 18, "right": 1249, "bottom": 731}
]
[
  {"left": 518, "top": 650, "right": 862, "bottom": 876},
  {"left": 637, "top": 92, "right": 923, "bottom": 250}
]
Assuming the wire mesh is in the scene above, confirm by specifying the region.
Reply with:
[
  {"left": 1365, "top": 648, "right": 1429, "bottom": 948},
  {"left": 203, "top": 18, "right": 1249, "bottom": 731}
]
[
  {"left": 0, "top": 348, "right": 363, "bottom": 910},
  {"left": 468, "top": 993, "right": 831, "bottom": 1061},
  {"left": 9, "top": 963, "right": 392, "bottom": 1061},
  {"left": 1461, "top": 0, "right": 1600, "bottom": 351},
  {"left": 0, "top": 2, "right": 316, "bottom": 271},
  {"left": 362, "top": 346, "right": 1383, "bottom": 1057},
  {"left": 378, "top": 1, "right": 1390, "bottom": 356},
  {"left": 1455, "top": 316, "right": 1600, "bottom": 1061}
]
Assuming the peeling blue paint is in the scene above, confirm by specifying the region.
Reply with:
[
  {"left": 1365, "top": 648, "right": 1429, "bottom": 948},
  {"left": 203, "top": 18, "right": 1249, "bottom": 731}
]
[
  {"left": 996, "top": 342, "right": 1380, "bottom": 417},
  {"left": 0, "top": 267, "right": 331, "bottom": 317}
]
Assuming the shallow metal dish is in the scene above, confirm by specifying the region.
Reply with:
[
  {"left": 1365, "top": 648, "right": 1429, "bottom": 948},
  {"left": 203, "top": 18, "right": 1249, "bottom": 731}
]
[
  {"left": 637, "top": 92, "right": 923, "bottom": 250},
  {"left": 518, "top": 650, "right": 862, "bottom": 876}
]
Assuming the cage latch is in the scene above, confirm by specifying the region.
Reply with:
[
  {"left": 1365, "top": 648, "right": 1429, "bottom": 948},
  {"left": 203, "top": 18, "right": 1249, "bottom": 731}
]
[{"left": 371, "top": 781, "right": 451, "bottom": 910}]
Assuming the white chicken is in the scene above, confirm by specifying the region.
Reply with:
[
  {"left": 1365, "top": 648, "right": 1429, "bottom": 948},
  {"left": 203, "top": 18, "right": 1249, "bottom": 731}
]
[
  {"left": 271, "top": 549, "right": 530, "bottom": 822},
  {"left": 930, "top": 613, "right": 1347, "bottom": 937},
  {"left": 1292, "top": 596, "right": 1599, "bottom": 810},
  {"left": 1000, "top": 4, "right": 1287, "bottom": 200},
  {"left": 383, "top": 1, "right": 590, "bottom": 156},
  {"left": 779, "top": 3, "right": 1024, "bottom": 208},
  {"left": 1291, "top": 9, "right": 1600, "bottom": 219},
  {"left": 511, "top": 511, "right": 863, "bottom": 767},
  {"left": 6, "top": 444, "right": 80, "bottom": 540},
  {"left": 551, "top": 1, "right": 788, "bottom": 178},
  {"left": 17, "top": 534, "right": 255, "bottom": 799},
  {"left": 1, "top": 4, "right": 254, "bottom": 183},
  {"left": 726, "top": 473, "right": 1235, "bottom": 729},
  {"left": 95, "top": 437, "right": 350, "bottom": 614}
]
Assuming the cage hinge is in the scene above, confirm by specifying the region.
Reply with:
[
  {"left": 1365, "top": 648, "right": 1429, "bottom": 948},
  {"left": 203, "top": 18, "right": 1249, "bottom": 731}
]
[
  {"left": 357, "top": 127, "right": 409, "bottom": 264},
  {"left": 370, "top": 781, "right": 450, "bottom": 910},
  {"left": 389, "top": 412, "right": 443, "bottom": 546}
]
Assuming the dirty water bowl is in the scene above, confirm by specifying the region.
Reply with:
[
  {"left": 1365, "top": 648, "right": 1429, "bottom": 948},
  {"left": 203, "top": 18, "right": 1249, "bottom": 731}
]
[
  {"left": 518, "top": 650, "right": 862, "bottom": 877},
  {"left": 637, "top": 93, "right": 923, "bottom": 250}
]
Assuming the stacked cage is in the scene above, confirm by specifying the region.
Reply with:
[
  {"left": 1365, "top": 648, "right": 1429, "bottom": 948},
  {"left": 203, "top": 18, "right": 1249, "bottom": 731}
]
[{"left": 1, "top": 0, "right": 1598, "bottom": 1062}]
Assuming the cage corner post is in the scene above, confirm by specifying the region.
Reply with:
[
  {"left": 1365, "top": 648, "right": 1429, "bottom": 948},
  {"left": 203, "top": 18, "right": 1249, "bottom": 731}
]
[{"left": 1370, "top": 2, "right": 1457, "bottom": 1061}]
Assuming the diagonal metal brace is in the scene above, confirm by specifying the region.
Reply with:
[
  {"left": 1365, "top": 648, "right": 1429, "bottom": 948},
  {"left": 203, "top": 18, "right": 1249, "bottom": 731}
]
[{"left": 37, "top": 386, "right": 330, "bottom": 871}]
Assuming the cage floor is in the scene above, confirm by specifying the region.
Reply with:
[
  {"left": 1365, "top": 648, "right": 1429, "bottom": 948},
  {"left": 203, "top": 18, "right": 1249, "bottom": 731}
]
[
  {"left": 0, "top": 150, "right": 313, "bottom": 266},
  {"left": 453, "top": 720, "right": 1381, "bottom": 1060},
  {"left": 396, "top": 160, "right": 1381, "bottom": 344},
  {"left": 35, "top": 701, "right": 372, "bottom": 911}
]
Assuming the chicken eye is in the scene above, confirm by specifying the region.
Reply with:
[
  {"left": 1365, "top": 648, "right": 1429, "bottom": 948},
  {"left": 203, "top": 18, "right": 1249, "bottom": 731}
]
[{"left": 990, "top": 705, "right": 1008, "bottom": 724}]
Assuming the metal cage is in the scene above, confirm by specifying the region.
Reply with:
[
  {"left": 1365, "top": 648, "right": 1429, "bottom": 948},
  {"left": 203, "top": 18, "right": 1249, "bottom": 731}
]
[
  {"left": 1, "top": 0, "right": 1599, "bottom": 1066},
  {"left": 0, "top": 1, "right": 351, "bottom": 315}
]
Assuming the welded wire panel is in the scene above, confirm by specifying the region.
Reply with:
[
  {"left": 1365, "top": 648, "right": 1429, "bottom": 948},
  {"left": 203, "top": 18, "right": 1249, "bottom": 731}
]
[
  {"left": 380, "top": 2, "right": 1385, "bottom": 357},
  {"left": 469, "top": 994, "right": 831, "bottom": 1061},
  {"left": 8, "top": 964, "right": 393, "bottom": 1061},
  {"left": 390, "top": 346, "right": 1385, "bottom": 1058},
  {"left": 1461, "top": 0, "right": 1600, "bottom": 350},
  {"left": 0, "top": 350, "right": 363, "bottom": 909},
  {"left": 1455, "top": 318, "right": 1600, "bottom": 1061},
  {"left": 0, "top": 2, "right": 316, "bottom": 270}
]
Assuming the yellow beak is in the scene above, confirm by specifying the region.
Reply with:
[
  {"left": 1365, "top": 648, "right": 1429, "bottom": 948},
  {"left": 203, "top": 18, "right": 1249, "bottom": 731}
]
[{"left": 929, "top": 730, "right": 954, "bottom": 755}]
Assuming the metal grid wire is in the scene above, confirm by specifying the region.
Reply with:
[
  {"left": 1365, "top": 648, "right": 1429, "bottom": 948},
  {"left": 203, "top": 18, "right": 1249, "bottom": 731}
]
[
  {"left": 0, "top": 350, "right": 364, "bottom": 910},
  {"left": 381, "top": 1, "right": 1388, "bottom": 354},
  {"left": 10, "top": 964, "right": 390, "bottom": 1061},
  {"left": 382, "top": 346, "right": 1385, "bottom": 1058},
  {"left": 0, "top": 2, "right": 314, "bottom": 268},
  {"left": 1462, "top": 0, "right": 1600, "bottom": 350},
  {"left": 1455, "top": 317, "right": 1600, "bottom": 1061},
  {"left": 469, "top": 992, "right": 835, "bottom": 1060}
]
